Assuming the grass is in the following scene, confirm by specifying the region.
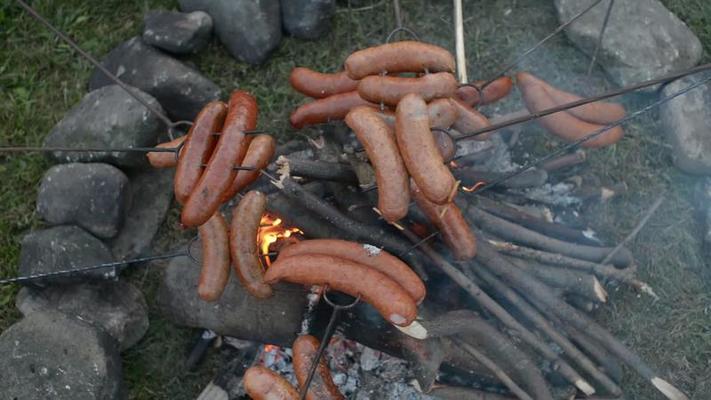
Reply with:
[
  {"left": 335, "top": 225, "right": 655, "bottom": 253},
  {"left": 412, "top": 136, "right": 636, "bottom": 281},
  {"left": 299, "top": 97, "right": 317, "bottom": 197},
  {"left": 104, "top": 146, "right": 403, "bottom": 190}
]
[{"left": 1, "top": 0, "right": 710, "bottom": 399}]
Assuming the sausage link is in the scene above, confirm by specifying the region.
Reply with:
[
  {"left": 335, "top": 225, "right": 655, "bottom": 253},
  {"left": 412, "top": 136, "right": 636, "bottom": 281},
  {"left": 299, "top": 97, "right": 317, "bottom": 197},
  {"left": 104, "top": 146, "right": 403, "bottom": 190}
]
[
  {"left": 292, "top": 335, "right": 345, "bottom": 400},
  {"left": 345, "top": 106, "right": 410, "bottom": 222},
  {"left": 173, "top": 101, "right": 227, "bottom": 204},
  {"left": 344, "top": 41, "right": 455, "bottom": 79},
  {"left": 181, "top": 92, "right": 259, "bottom": 227},
  {"left": 290, "top": 67, "right": 359, "bottom": 98},
  {"left": 231, "top": 190, "right": 273, "bottom": 298},
  {"left": 221, "top": 134, "right": 276, "bottom": 202},
  {"left": 357, "top": 72, "right": 458, "bottom": 107},
  {"left": 197, "top": 212, "right": 231, "bottom": 302},
  {"left": 290, "top": 91, "right": 377, "bottom": 129},
  {"left": 243, "top": 366, "right": 299, "bottom": 400},
  {"left": 433, "top": 129, "right": 456, "bottom": 161},
  {"left": 451, "top": 98, "right": 492, "bottom": 140},
  {"left": 147, "top": 135, "right": 185, "bottom": 168},
  {"left": 396, "top": 93, "right": 455, "bottom": 204},
  {"left": 456, "top": 76, "right": 513, "bottom": 106},
  {"left": 427, "top": 98, "right": 459, "bottom": 129},
  {"left": 278, "top": 239, "right": 425, "bottom": 304},
  {"left": 264, "top": 254, "right": 418, "bottom": 326}
]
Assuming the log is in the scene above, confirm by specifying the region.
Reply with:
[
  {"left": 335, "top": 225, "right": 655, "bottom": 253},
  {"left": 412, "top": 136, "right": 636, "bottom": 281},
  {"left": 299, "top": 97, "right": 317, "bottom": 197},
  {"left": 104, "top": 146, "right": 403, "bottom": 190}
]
[
  {"left": 276, "top": 156, "right": 358, "bottom": 183},
  {"left": 540, "top": 150, "right": 586, "bottom": 172}
]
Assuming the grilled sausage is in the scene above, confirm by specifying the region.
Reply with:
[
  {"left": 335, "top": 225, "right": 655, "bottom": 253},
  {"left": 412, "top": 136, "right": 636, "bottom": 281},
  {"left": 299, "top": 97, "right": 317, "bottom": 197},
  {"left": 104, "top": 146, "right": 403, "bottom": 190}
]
[
  {"left": 197, "top": 212, "right": 231, "bottom": 302},
  {"left": 456, "top": 76, "right": 513, "bottom": 106},
  {"left": 264, "top": 254, "right": 418, "bottom": 326},
  {"left": 345, "top": 106, "right": 410, "bottom": 222},
  {"left": 243, "top": 366, "right": 299, "bottom": 400},
  {"left": 450, "top": 98, "right": 492, "bottom": 140},
  {"left": 278, "top": 239, "right": 425, "bottom": 304},
  {"left": 290, "top": 67, "right": 359, "bottom": 98},
  {"left": 357, "top": 72, "right": 458, "bottom": 107},
  {"left": 427, "top": 98, "right": 459, "bottom": 129},
  {"left": 173, "top": 101, "right": 227, "bottom": 204},
  {"left": 396, "top": 93, "right": 455, "bottom": 204},
  {"left": 292, "top": 335, "right": 345, "bottom": 400},
  {"left": 147, "top": 135, "right": 186, "bottom": 168},
  {"left": 433, "top": 129, "right": 456, "bottom": 161},
  {"left": 290, "top": 91, "right": 377, "bottom": 129},
  {"left": 221, "top": 134, "right": 276, "bottom": 203},
  {"left": 344, "top": 41, "right": 455, "bottom": 79},
  {"left": 231, "top": 190, "right": 273, "bottom": 298}
]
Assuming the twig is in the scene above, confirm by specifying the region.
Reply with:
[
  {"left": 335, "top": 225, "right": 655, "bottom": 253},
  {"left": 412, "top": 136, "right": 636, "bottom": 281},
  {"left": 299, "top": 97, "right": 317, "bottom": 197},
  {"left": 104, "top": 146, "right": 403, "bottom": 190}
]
[{"left": 600, "top": 195, "right": 664, "bottom": 265}]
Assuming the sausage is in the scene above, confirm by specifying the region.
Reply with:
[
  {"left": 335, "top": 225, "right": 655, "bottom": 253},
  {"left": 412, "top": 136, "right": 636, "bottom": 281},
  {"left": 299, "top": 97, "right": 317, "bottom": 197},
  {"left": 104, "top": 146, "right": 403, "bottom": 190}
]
[
  {"left": 516, "top": 72, "right": 625, "bottom": 124},
  {"left": 264, "top": 254, "right": 418, "bottom": 326},
  {"left": 278, "top": 239, "right": 425, "bottom": 304},
  {"left": 173, "top": 101, "right": 227, "bottom": 204},
  {"left": 450, "top": 98, "right": 492, "bottom": 140},
  {"left": 220, "top": 134, "right": 276, "bottom": 203},
  {"left": 456, "top": 76, "right": 513, "bottom": 106},
  {"left": 357, "top": 72, "right": 458, "bottom": 106},
  {"left": 290, "top": 91, "right": 377, "bottom": 129},
  {"left": 516, "top": 74, "right": 624, "bottom": 148},
  {"left": 231, "top": 190, "right": 273, "bottom": 298},
  {"left": 344, "top": 41, "right": 455, "bottom": 79},
  {"left": 396, "top": 93, "right": 455, "bottom": 204},
  {"left": 427, "top": 98, "right": 459, "bottom": 129},
  {"left": 197, "top": 212, "right": 231, "bottom": 302},
  {"left": 292, "top": 335, "right": 345, "bottom": 400},
  {"left": 345, "top": 106, "right": 410, "bottom": 222},
  {"left": 243, "top": 366, "right": 299, "bottom": 400},
  {"left": 290, "top": 67, "right": 359, "bottom": 98},
  {"left": 433, "top": 129, "right": 456, "bottom": 161},
  {"left": 411, "top": 181, "right": 477, "bottom": 261},
  {"left": 147, "top": 135, "right": 186, "bottom": 168},
  {"left": 181, "top": 92, "right": 259, "bottom": 227}
]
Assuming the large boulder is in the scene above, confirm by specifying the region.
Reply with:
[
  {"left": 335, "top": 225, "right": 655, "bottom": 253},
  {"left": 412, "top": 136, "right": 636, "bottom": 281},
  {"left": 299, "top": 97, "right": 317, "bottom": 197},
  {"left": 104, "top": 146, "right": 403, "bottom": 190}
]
[
  {"left": 0, "top": 311, "right": 124, "bottom": 399},
  {"left": 36, "top": 163, "right": 130, "bottom": 239},
  {"left": 281, "top": 0, "right": 336, "bottom": 40},
  {"left": 142, "top": 10, "right": 213, "bottom": 54},
  {"left": 555, "top": 0, "right": 702, "bottom": 87},
  {"left": 43, "top": 85, "right": 164, "bottom": 168},
  {"left": 179, "top": 0, "right": 282, "bottom": 64},
  {"left": 88, "top": 37, "right": 221, "bottom": 121}
]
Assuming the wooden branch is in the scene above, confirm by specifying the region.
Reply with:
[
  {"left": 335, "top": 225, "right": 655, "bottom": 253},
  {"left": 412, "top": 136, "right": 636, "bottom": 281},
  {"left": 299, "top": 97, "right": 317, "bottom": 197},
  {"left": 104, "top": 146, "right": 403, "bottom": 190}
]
[{"left": 276, "top": 156, "right": 358, "bottom": 183}]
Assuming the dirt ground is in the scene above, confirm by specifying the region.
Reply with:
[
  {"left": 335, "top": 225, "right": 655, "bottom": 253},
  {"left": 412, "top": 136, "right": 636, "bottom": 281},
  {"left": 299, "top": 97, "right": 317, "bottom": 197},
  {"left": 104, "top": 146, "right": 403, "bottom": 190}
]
[{"left": 1, "top": 0, "right": 709, "bottom": 399}]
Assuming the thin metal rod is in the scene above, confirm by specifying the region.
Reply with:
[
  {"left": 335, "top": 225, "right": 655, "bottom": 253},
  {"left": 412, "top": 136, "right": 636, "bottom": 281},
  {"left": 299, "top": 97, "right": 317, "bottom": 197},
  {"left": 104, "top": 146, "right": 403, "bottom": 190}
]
[
  {"left": 398, "top": 230, "right": 439, "bottom": 258},
  {"left": 0, "top": 146, "right": 177, "bottom": 154},
  {"left": 456, "top": 62, "right": 711, "bottom": 141},
  {"left": 299, "top": 309, "right": 339, "bottom": 400},
  {"left": 453, "top": 0, "right": 468, "bottom": 84},
  {"left": 600, "top": 195, "right": 664, "bottom": 265},
  {"left": 587, "top": 0, "right": 615, "bottom": 76}
]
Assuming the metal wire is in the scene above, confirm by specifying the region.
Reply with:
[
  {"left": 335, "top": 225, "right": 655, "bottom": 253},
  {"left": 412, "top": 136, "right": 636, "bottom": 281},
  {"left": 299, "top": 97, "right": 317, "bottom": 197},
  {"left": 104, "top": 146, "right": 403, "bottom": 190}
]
[{"left": 587, "top": 0, "right": 615, "bottom": 76}]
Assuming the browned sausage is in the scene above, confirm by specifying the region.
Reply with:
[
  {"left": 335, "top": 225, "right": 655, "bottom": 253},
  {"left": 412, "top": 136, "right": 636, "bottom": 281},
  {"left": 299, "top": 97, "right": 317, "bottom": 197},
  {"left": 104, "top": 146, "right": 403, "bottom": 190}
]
[
  {"left": 173, "top": 101, "right": 227, "bottom": 204},
  {"left": 433, "top": 129, "right": 456, "bottom": 161},
  {"left": 181, "top": 92, "right": 259, "bottom": 227},
  {"left": 357, "top": 72, "right": 458, "bottom": 106},
  {"left": 230, "top": 190, "right": 273, "bottom": 298},
  {"left": 147, "top": 135, "right": 185, "bottom": 168},
  {"left": 264, "top": 254, "right": 418, "bottom": 326},
  {"left": 290, "top": 67, "right": 359, "bottom": 98},
  {"left": 278, "top": 239, "right": 425, "bottom": 304},
  {"left": 450, "top": 98, "right": 492, "bottom": 140},
  {"left": 243, "top": 366, "right": 299, "bottom": 400},
  {"left": 344, "top": 41, "right": 455, "bottom": 79},
  {"left": 292, "top": 335, "right": 345, "bottom": 400},
  {"left": 396, "top": 93, "right": 455, "bottom": 204},
  {"left": 290, "top": 91, "right": 377, "bottom": 129},
  {"left": 517, "top": 72, "right": 625, "bottom": 124},
  {"left": 427, "top": 98, "right": 459, "bottom": 129},
  {"left": 220, "top": 134, "right": 276, "bottom": 203},
  {"left": 516, "top": 73, "right": 624, "bottom": 148},
  {"left": 197, "top": 212, "right": 231, "bottom": 301},
  {"left": 345, "top": 106, "right": 410, "bottom": 222},
  {"left": 456, "top": 76, "right": 513, "bottom": 106},
  {"left": 411, "top": 181, "right": 477, "bottom": 261}
]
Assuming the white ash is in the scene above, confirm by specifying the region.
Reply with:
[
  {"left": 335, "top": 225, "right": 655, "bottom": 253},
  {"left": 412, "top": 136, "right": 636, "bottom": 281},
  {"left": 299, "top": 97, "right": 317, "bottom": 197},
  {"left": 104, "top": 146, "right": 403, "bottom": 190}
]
[{"left": 362, "top": 244, "right": 382, "bottom": 257}]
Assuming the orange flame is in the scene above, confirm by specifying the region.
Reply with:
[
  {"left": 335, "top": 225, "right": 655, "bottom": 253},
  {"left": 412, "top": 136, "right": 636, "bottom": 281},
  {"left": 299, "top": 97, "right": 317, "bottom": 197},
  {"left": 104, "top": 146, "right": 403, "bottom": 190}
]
[{"left": 258, "top": 214, "right": 302, "bottom": 267}]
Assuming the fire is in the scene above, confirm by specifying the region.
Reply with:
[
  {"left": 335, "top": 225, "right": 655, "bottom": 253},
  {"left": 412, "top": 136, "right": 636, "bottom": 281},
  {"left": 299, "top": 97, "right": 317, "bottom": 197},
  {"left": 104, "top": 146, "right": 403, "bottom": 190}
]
[
  {"left": 258, "top": 214, "right": 302, "bottom": 267},
  {"left": 462, "top": 181, "right": 487, "bottom": 192}
]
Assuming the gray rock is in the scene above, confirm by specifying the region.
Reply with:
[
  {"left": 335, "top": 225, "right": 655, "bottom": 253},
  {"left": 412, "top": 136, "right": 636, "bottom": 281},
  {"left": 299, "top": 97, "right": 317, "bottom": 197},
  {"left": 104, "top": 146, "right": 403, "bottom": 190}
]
[
  {"left": 179, "top": 0, "right": 281, "bottom": 64},
  {"left": 695, "top": 178, "right": 711, "bottom": 245},
  {"left": 142, "top": 10, "right": 213, "bottom": 54},
  {"left": 16, "top": 281, "right": 149, "bottom": 351},
  {"left": 110, "top": 168, "right": 174, "bottom": 260},
  {"left": 660, "top": 74, "right": 711, "bottom": 175},
  {"left": 43, "top": 85, "right": 164, "bottom": 168},
  {"left": 0, "top": 311, "right": 124, "bottom": 399},
  {"left": 88, "top": 37, "right": 221, "bottom": 120},
  {"left": 19, "top": 225, "right": 115, "bottom": 286},
  {"left": 36, "top": 163, "right": 130, "bottom": 239},
  {"left": 555, "top": 0, "right": 702, "bottom": 88},
  {"left": 281, "top": 0, "right": 336, "bottom": 40}
]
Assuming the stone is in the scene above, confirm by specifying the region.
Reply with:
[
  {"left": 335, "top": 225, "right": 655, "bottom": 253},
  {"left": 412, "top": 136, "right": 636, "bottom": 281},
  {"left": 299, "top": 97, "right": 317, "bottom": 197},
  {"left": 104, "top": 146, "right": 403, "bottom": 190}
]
[
  {"left": 142, "top": 10, "right": 212, "bottom": 54},
  {"left": 555, "top": 0, "right": 702, "bottom": 88},
  {"left": 109, "top": 168, "right": 175, "bottom": 260},
  {"left": 179, "top": 0, "right": 281, "bottom": 65},
  {"left": 18, "top": 225, "right": 115, "bottom": 286},
  {"left": 281, "top": 0, "right": 336, "bottom": 40},
  {"left": 16, "top": 281, "right": 149, "bottom": 351},
  {"left": 695, "top": 178, "right": 711, "bottom": 245},
  {"left": 43, "top": 85, "right": 164, "bottom": 168},
  {"left": 660, "top": 74, "right": 711, "bottom": 175},
  {"left": 36, "top": 163, "right": 130, "bottom": 239},
  {"left": 0, "top": 311, "right": 124, "bottom": 399},
  {"left": 88, "top": 37, "right": 221, "bottom": 121}
]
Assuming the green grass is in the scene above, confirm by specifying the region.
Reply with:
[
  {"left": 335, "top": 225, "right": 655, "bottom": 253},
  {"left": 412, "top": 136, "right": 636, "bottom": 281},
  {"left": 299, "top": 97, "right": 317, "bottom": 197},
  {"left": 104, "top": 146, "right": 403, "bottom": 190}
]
[{"left": 1, "top": 0, "right": 710, "bottom": 399}]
